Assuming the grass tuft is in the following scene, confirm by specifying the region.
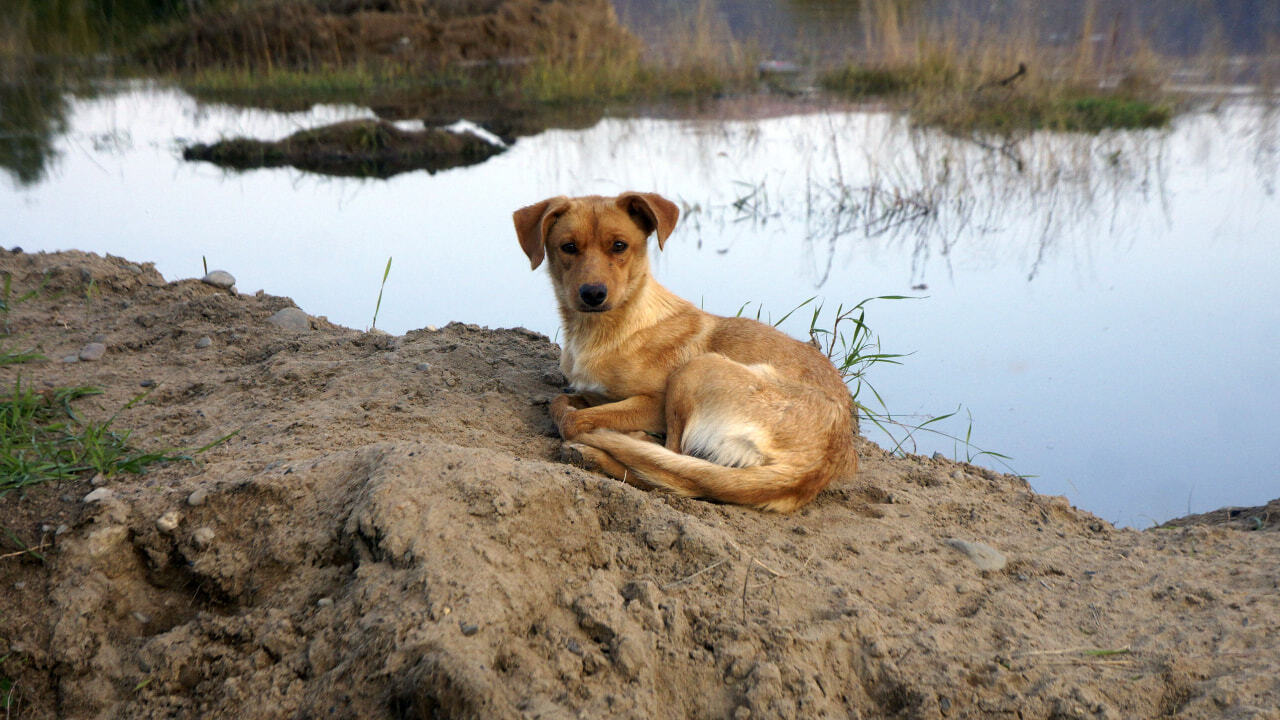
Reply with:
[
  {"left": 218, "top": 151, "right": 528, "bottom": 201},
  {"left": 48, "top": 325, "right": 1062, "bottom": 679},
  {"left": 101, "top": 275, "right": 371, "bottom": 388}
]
[
  {"left": 0, "top": 380, "right": 180, "bottom": 494},
  {"left": 750, "top": 296, "right": 1022, "bottom": 474},
  {"left": 371, "top": 256, "right": 392, "bottom": 331}
]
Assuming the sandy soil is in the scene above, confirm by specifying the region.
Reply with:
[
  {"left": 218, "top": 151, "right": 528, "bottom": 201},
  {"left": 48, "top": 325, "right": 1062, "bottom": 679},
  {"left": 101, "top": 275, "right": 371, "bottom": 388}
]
[{"left": 0, "top": 249, "right": 1277, "bottom": 719}]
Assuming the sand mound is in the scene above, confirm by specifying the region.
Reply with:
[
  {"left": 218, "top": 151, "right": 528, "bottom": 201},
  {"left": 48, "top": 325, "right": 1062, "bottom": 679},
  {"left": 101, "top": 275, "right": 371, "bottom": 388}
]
[{"left": 1, "top": 249, "right": 1277, "bottom": 719}]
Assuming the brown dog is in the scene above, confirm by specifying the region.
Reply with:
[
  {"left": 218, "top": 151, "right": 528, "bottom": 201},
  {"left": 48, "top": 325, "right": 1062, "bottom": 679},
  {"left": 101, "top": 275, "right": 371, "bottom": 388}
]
[{"left": 513, "top": 192, "right": 857, "bottom": 511}]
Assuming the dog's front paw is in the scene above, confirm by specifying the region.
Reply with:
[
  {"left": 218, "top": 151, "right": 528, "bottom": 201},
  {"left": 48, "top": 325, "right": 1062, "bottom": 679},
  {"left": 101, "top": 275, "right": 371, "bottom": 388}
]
[
  {"left": 551, "top": 394, "right": 594, "bottom": 439},
  {"left": 558, "top": 412, "right": 597, "bottom": 441}
]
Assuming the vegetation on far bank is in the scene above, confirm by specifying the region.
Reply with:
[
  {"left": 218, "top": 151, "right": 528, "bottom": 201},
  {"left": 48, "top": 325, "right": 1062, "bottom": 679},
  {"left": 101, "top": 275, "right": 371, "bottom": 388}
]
[{"left": 1, "top": 0, "right": 1228, "bottom": 136}]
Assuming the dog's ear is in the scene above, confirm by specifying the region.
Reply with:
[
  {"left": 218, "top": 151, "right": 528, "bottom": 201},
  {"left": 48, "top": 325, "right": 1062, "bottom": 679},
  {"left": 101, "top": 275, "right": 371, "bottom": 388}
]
[
  {"left": 616, "top": 192, "right": 679, "bottom": 250},
  {"left": 513, "top": 196, "right": 570, "bottom": 270}
]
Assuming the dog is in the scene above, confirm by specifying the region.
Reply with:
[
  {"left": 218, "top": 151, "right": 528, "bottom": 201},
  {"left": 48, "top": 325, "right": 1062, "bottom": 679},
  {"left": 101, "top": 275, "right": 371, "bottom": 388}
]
[{"left": 513, "top": 192, "right": 857, "bottom": 512}]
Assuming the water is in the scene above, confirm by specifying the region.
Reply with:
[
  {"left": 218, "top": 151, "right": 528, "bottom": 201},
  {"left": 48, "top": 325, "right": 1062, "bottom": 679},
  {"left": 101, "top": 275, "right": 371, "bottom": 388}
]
[{"left": 3, "top": 82, "right": 1277, "bottom": 526}]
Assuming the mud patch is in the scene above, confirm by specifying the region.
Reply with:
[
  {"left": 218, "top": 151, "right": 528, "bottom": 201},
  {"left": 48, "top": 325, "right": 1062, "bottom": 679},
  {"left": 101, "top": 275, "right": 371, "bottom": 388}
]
[
  {"left": 181, "top": 118, "right": 504, "bottom": 178},
  {"left": 1162, "top": 498, "right": 1280, "bottom": 531}
]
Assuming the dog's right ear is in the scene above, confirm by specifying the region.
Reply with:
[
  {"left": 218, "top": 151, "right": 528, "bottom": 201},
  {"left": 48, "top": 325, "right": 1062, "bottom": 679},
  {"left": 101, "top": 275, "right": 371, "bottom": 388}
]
[{"left": 513, "top": 196, "right": 570, "bottom": 270}]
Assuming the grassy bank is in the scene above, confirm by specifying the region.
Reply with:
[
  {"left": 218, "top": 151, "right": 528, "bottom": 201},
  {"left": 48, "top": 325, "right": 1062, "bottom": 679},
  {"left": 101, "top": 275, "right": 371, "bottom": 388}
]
[{"left": 2, "top": 0, "right": 1245, "bottom": 135}]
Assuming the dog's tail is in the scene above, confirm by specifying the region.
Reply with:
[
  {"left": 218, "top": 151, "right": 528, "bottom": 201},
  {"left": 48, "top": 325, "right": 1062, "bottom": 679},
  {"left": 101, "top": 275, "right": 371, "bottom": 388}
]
[{"left": 574, "top": 429, "right": 836, "bottom": 512}]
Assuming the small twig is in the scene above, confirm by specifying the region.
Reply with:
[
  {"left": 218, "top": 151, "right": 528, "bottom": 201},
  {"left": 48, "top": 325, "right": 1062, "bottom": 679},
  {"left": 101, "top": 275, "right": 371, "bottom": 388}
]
[
  {"left": 662, "top": 558, "right": 729, "bottom": 590},
  {"left": 1013, "top": 645, "right": 1131, "bottom": 658},
  {"left": 0, "top": 542, "right": 50, "bottom": 561},
  {"left": 1039, "top": 658, "right": 1135, "bottom": 667},
  {"left": 976, "top": 62, "right": 1028, "bottom": 91}
]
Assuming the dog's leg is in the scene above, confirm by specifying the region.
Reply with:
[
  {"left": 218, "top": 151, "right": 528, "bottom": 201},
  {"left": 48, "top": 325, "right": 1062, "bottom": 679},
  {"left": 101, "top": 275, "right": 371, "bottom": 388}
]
[{"left": 555, "top": 394, "right": 664, "bottom": 441}]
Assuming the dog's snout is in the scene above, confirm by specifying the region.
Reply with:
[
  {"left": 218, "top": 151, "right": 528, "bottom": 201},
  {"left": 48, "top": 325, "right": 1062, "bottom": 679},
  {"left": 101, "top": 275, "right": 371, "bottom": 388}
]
[{"left": 579, "top": 283, "right": 608, "bottom": 307}]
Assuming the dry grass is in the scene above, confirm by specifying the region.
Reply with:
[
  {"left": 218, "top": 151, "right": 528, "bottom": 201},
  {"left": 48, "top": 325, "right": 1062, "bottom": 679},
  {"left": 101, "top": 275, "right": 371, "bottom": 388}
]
[
  {"left": 818, "top": 0, "right": 1180, "bottom": 132},
  {"left": 5, "top": 0, "right": 1265, "bottom": 133}
]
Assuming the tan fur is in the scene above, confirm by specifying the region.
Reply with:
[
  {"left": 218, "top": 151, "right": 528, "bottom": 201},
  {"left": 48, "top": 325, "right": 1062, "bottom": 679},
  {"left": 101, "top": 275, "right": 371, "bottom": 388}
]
[{"left": 514, "top": 192, "right": 858, "bottom": 511}]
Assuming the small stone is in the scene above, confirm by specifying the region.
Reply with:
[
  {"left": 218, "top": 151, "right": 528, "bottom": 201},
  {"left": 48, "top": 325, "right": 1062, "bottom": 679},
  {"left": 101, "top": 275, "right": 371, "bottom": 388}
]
[
  {"left": 201, "top": 270, "right": 235, "bottom": 289},
  {"left": 195, "top": 336, "right": 212, "bottom": 349},
  {"left": 459, "top": 622, "right": 479, "bottom": 636},
  {"left": 55, "top": 524, "right": 69, "bottom": 536},
  {"left": 192, "top": 527, "right": 216, "bottom": 548},
  {"left": 132, "top": 612, "right": 152, "bottom": 624},
  {"left": 945, "top": 538, "right": 1007, "bottom": 571},
  {"left": 83, "top": 487, "right": 115, "bottom": 503},
  {"left": 13, "top": 581, "right": 26, "bottom": 591},
  {"left": 156, "top": 510, "right": 182, "bottom": 533},
  {"left": 78, "top": 342, "right": 106, "bottom": 361},
  {"left": 316, "top": 597, "right": 334, "bottom": 608},
  {"left": 187, "top": 488, "right": 209, "bottom": 506},
  {"left": 62, "top": 355, "right": 79, "bottom": 363},
  {"left": 426, "top": 325, "right": 439, "bottom": 332},
  {"left": 126, "top": 264, "right": 142, "bottom": 274},
  {"left": 139, "top": 379, "right": 156, "bottom": 388},
  {"left": 267, "top": 307, "right": 311, "bottom": 331},
  {"left": 90, "top": 473, "right": 107, "bottom": 486},
  {"left": 612, "top": 634, "right": 649, "bottom": 680},
  {"left": 415, "top": 362, "right": 431, "bottom": 371}
]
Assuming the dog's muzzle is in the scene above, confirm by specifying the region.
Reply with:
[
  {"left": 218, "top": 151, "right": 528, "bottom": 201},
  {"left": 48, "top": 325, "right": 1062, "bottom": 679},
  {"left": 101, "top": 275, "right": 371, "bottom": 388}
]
[{"left": 578, "top": 283, "right": 608, "bottom": 310}]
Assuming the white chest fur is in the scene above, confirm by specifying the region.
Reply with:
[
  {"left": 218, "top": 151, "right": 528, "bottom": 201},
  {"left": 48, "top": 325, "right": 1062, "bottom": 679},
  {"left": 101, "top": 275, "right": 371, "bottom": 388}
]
[{"left": 560, "top": 337, "right": 608, "bottom": 396}]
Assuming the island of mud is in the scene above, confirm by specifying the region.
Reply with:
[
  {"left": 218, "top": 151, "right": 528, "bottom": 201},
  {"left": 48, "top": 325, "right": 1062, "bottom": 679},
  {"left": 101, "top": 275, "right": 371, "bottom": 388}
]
[{"left": 182, "top": 119, "right": 505, "bottom": 178}]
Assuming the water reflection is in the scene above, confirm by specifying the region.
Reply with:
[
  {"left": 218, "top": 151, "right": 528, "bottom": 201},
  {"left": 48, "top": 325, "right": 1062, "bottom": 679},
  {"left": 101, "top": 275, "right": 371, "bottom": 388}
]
[
  {"left": 659, "top": 110, "right": 1213, "bottom": 290},
  {"left": 2, "top": 86, "right": 1277, "bottom": 527},
  {"left": 0, "top": 78, "right": 69, "bottom": 186}
]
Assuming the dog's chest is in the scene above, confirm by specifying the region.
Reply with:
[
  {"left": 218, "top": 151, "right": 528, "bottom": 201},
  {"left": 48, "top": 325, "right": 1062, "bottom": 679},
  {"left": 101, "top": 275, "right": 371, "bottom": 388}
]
[{"left": 561, "top": 342, "right": 611, "bottom": 396}]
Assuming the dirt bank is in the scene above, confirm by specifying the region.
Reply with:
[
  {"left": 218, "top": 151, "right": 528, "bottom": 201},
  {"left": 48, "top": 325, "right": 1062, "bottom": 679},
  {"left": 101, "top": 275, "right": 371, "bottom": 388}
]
[{"left": 1, "top": 249, "right": 1277, "bottom": 719}]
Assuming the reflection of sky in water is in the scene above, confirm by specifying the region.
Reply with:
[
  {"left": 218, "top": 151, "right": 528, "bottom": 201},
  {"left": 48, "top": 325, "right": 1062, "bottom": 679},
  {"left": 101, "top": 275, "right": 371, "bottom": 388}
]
[{"left": 4, "top": 83, "right": 1278, "bottom": 527}]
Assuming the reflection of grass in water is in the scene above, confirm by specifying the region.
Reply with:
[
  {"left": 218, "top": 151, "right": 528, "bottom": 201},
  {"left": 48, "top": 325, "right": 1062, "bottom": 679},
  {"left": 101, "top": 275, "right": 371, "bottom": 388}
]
[{"left": 0, "top": 80, "right": 70, "bottom": 186}]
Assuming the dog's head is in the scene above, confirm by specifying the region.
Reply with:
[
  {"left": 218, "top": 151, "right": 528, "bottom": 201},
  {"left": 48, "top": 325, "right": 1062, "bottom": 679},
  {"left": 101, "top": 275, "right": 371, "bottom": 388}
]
[{"left": 513, "top": 193, "right": 679, "bottom": 314}]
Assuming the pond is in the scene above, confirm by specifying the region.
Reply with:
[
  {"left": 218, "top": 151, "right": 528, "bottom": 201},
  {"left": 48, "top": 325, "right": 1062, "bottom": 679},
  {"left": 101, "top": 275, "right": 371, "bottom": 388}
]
[{"left": 3, "top": 82, "right": 1277, "bottom": 527}]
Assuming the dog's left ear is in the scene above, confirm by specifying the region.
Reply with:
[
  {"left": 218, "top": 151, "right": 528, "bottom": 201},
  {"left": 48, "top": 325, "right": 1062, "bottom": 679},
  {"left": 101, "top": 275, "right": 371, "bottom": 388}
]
[
  {"left": 616, "top": 192, "right": 679, "bottom": 250},
  {"left": 513, "top": 196, "right": 570, "bottom": 270}
]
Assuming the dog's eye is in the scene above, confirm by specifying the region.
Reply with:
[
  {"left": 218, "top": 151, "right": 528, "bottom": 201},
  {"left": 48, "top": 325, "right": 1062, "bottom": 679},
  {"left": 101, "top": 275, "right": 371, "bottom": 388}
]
[
  {"left": 611, "top": 240, "right": 628, "bottom": 253},
  {"left": 560, "top": 242, "right": 578, "bottom": 254}
]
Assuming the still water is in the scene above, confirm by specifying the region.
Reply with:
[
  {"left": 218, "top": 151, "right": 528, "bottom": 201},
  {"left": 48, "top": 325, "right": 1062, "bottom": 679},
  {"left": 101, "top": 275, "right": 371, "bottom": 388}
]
[{"left": 3, "top": 83, "right": 1277, "bottom": 526}]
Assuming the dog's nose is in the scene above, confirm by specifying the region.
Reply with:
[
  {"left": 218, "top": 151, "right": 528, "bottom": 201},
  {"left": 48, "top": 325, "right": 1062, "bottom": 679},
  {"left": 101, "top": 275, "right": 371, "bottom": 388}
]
[{"left": 579, "top": 283, "right": 608, "bottom": 307}]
